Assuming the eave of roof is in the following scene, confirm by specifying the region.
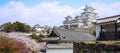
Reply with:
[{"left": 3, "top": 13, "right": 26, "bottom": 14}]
[
  {"left": 96, "top": 14, "right": 120, "bottom": 25},
  {"left": 47, "top": 44, "right": 73, "bottom": 49},
  {"left": 97, "top": 14, "right": 120, "bottom": 20},
  {"left": 40, "top": 37, "right": 60, "bottom": 41}
]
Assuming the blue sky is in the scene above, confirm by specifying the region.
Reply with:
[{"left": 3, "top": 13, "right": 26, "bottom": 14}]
[
  {"left": 1, "top": 0, "right": 120, "bottom": 7},
  {"left": 0, "top": 0, "right": 120, "bottom": 26}
]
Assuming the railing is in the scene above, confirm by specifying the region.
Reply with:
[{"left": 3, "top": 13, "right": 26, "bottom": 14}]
[{"left": 99, "top": 31, "right": 120, "bottom": 40}]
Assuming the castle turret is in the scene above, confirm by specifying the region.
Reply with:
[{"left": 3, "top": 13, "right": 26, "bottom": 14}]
[
  {"left": 63, "top": 6, "right": 99, "bottom": 29},
  {"left": 81, "top": 6, "right": 99, "bottom": 27},
  {"left": 63, "top": 15, "right": 72, "bottom": 29}
]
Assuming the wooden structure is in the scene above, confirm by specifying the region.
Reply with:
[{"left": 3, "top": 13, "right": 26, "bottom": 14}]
[
  {"left": 74, "top": 41, "right": 120, "bottom": 53},
  {"left": 74, "top": 15, "right": 120, "bottom": 53},
  {"left": 96, "top": 15, "right": 120, "bottom": 40}
]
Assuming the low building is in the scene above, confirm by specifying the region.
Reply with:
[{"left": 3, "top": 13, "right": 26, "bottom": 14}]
[
  {"left": 96, "top": 15, "right": 120, "bottom": 40},
  {"left": 73, "top": 15, "right": 120, "bottom": 53},
  {"left": 41, "top": 29, "right": 95, "bottom": 53}
]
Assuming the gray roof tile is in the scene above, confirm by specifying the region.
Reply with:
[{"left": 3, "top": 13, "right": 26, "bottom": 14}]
[{"left": 49, "top": 29, "right": 95, "bottom": 41}]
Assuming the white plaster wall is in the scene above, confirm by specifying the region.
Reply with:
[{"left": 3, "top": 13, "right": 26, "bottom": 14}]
[
  {"left": 47, "top": 48, "right": 73, "bottom": 53},
  {"left": 96, "top": 25, "right": 101, "bottom": 39}
]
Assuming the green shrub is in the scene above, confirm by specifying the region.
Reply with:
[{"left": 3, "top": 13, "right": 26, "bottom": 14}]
[
  {"left": 92, "top": 30, "right": 96, "bottom": 36},
  {"left": 29, "top": 34, "right": 45, "bottom": 42}
]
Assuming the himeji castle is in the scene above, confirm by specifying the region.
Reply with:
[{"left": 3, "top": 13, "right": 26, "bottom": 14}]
[{"left": 63, "top": 6, "right": 99, "bottom": 29}]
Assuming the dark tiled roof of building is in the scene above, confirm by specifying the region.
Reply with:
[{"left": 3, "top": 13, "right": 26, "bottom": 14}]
[
  {"left": 48, "top": 29, "right": 95, "bottom": 42},
  {"left": 97, "top": 15, "right": 120, "bottom": 20},
  {"left": 96, "top": 15, "right": 120, "bottom": 24}
]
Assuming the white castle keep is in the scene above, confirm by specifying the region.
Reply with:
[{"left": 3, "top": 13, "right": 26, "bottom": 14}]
[{"left": 63, "top": 6, "right": 99, "bottom": 29}]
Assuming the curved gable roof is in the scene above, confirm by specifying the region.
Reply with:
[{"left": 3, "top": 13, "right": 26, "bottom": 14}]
[{"left": 49, "top": 29, "right": 95, "bottom": 41}]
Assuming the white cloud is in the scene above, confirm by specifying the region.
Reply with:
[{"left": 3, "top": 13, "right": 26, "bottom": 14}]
[
  {"left": 91, "top": 2, "right": 120, "bottom": 18},
  {"left": 0, "top": 1, "right": 82, "bottom": 26},
  {"left": 0, "top": 1, "right": 120, "bottom": 26}
]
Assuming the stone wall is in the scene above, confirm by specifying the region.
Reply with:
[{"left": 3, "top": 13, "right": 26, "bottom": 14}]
[{"left": 73, "top": 42, "right": 120, "bottom": 53}]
